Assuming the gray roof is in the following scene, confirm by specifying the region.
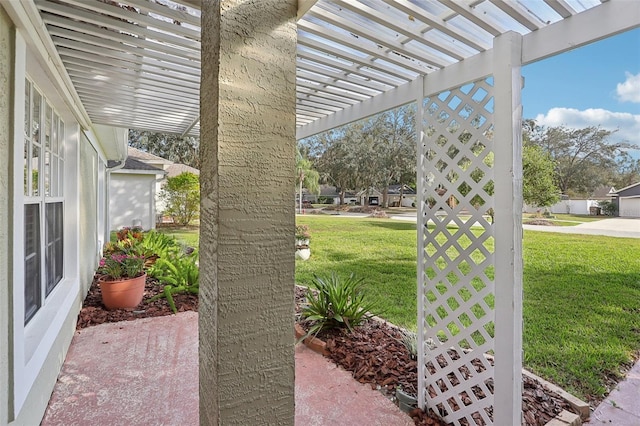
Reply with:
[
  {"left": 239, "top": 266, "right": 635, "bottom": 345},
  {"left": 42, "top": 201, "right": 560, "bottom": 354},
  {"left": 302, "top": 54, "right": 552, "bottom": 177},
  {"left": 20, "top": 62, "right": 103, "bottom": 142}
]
[
  {"left": 127, "top": 146, "right": 172, "bottom": 164},
  {"left": 166, "top": 163, "right": 200, "bottom": 177},
  {"left": 108, "top": 157, "right": 165, "bottom": 174}
]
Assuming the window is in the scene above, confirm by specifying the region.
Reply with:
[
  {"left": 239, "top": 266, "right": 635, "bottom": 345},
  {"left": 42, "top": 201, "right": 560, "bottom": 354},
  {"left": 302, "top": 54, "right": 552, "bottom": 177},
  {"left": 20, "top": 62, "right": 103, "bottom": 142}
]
[{"left": 23, "top": 78, "right": 65, "bottom": 324}]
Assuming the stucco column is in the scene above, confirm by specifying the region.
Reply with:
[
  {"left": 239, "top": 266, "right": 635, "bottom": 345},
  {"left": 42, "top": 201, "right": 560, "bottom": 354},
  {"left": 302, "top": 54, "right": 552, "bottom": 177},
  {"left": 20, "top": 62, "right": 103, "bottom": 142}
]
[{"left": 199, "top": 1, "right": 297, "bottom": 425}]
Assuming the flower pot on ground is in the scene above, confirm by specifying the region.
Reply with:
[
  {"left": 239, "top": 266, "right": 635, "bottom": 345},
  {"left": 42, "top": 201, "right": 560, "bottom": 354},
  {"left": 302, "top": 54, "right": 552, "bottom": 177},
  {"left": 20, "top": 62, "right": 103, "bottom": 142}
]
[
  {"left": 99, "top": 273, "right": 146, "bottom": 310},
  {"left": 97, "top": 253, "right": 146, "bottom": 310},
  {"left": 396, "top": 388, "right": 418, "bottom": 413}
]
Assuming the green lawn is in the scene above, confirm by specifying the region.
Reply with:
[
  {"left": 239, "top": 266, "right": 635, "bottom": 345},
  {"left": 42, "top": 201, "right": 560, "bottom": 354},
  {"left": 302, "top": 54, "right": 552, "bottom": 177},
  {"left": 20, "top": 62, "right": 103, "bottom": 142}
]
[
  {"left": 295, "top": 216, "right": 640, "bottom": 402},
  {"left": 156, "top": 226, "right": 200, "bottom": 247}
]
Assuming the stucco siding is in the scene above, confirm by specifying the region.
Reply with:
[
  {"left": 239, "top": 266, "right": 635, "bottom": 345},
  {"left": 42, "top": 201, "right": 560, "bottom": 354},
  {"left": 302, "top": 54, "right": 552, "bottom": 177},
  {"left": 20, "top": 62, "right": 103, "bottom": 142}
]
[
  {"left": 0, "top": 6, "right": 14, "bottom": 425},
  {"left": 199, "top": 1, "right": 297, "bottom": 424},
  {"left": 109, "top": 173, "right": 156, "bottom": 230}
]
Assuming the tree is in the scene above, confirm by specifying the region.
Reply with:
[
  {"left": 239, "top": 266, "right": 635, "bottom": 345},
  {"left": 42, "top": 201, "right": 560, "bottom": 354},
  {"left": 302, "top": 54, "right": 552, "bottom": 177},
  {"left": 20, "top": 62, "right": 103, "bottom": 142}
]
[
  {"left": 302, "top": 105, "right": 416, "bottom": 207},
  {"left": 525, "top": 122, "right": 632, "bottom": 197},
  {"left": 129, "top": 130, "right": 200, "bottom": 169},
  {"left": 160, "top": 172, "right": 200, "bottom": 225},
  {"left": 522, "top": 142, "right": 560, "bottom": 207},
  {"left": 296, "top": 148, "right": 320, "bottom": 212}
]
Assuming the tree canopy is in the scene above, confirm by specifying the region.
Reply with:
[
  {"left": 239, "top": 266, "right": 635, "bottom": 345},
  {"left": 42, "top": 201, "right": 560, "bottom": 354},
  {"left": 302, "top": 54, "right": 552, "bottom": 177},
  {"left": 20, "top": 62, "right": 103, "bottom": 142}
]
[
  {"left": 129, "top": 130, "right": 200, "bottom": 169},
  {"left": 524, "top": 120, "right": 633, "bottom": 197},
  {"left": 160, "top": 172, "right": 200, "bottom": 226},
  {"left": 302, "top": 105, "right": 416, "bottom": 206}
]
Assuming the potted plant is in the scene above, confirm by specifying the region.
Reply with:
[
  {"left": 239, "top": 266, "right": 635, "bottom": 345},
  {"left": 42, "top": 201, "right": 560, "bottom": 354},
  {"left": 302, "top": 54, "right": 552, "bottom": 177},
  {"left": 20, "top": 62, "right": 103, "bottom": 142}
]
[
  {"left": 98, "top": 253, "right": 146, "bottom": 310},
  {"left": 295, "top": 224, "right": 311, "bottom": 260}
]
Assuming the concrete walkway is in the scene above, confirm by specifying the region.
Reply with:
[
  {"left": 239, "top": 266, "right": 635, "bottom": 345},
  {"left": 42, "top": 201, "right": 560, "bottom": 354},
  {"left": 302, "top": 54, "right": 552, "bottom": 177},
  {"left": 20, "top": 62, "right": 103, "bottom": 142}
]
[
  {"left": 42, "top": 312, "right": 412, "bottom": 426},
  {"left": 586, "top": 360, "right": 640, "bottom": 425}
]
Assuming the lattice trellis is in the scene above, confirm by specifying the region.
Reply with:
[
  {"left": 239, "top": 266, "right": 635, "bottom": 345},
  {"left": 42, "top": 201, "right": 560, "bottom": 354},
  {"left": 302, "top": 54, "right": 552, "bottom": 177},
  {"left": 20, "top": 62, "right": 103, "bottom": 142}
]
[{"left": 418, "top": 78, "right": 496, "bottom": 426}]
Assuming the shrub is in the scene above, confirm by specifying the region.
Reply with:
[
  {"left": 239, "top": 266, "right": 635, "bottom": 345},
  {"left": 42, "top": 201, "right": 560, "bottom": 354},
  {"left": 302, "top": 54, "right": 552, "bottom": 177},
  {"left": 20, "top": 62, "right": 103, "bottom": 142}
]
[
  {"left": 148, "top": 250, "right": 199, "bottom": 313},
  {"left": 598, "top": 200, "right": 617, "bottom": 216},
  {"left": 300, "top": 273, "right": 378, "bottom": 338},
  {"left": 160, "top": 172, "right": 200, "bottom": 226}
]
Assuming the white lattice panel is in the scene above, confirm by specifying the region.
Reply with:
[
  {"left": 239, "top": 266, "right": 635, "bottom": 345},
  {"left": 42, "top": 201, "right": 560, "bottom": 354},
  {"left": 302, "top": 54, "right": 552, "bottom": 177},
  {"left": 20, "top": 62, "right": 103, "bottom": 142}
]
[{"left": 419, "top": 78, "right": 496, "bottom": 425}]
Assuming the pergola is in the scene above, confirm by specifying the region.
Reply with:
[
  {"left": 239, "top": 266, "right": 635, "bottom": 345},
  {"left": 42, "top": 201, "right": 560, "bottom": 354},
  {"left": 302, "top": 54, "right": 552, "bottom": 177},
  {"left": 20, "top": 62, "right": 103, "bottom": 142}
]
[{"left": 11, "top": 0, "right": 639, "bottom": 424}]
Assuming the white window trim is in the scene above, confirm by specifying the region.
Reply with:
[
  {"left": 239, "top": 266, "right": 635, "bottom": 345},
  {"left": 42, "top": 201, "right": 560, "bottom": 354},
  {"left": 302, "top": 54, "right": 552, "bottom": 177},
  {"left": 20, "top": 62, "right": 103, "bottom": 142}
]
[{"left": 11, "top": 30, "right": 81, "bottom": 416}]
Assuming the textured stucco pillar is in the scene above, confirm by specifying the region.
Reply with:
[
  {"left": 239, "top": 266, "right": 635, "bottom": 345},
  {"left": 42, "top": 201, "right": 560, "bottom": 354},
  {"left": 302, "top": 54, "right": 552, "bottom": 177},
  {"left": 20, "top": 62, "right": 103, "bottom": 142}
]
[
  {"left": 0, "top": 6, "right": 13, "bottom": 424},
  {"left": 199, "top": 1, "right": 297, "bottom": 425}
]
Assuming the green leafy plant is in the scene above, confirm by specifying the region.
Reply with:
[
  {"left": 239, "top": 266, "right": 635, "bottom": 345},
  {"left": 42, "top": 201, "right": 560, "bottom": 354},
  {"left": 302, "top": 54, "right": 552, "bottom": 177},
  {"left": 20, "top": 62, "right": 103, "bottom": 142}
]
[
  {"left": 139, "top": 230, "right": 185, "bottom": 272},
  {"left": 301, "top": 273, "right": 378, "bottom": 339},
  {"left": 148, "top": 251, "right": 199, "bottom": 313},
  {"left": 598, "top": 200, "right": 617, "bottom": 216}
]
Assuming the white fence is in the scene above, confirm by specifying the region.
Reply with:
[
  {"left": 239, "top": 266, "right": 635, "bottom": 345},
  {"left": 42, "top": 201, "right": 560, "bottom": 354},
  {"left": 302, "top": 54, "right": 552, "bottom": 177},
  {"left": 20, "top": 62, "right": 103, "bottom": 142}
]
[{"left": 523, "top": 200, "right": 601, "bottom": 216}]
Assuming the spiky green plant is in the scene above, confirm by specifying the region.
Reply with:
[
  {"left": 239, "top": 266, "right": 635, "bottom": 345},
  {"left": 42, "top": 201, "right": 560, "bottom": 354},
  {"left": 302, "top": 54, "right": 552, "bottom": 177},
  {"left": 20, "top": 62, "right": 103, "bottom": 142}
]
[{"left": 301, "top": 273, "right": 378, "bottom": 339}]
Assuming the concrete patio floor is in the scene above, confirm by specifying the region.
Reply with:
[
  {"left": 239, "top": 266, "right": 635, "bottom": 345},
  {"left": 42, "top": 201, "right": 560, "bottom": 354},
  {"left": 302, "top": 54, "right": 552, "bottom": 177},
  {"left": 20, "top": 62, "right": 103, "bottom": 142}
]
[
  {"left": 41, "top": 311, "right": 640, "bottom": 425},
  {"left": 42, "top": 312, "right": 412, "bottom": 426}
]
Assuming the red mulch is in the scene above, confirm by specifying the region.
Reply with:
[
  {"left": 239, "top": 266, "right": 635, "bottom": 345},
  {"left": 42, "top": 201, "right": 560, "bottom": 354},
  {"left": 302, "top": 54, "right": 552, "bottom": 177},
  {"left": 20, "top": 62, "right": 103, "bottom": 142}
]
[{"left": 77, "top": 281, "right": 580, "bottom": 426}]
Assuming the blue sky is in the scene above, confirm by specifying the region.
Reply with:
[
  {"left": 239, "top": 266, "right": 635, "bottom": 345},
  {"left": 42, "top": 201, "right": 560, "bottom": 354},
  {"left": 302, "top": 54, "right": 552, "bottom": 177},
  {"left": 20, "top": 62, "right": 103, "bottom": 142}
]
[{"left": 522, "top": 28, "right": 640, "bottom": 156}]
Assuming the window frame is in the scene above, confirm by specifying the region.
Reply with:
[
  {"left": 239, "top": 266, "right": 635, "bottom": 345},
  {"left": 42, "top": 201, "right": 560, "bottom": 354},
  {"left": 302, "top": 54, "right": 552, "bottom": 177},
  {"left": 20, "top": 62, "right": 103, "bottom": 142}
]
[{"left": 22, "top": 78, "right": 66, "bottom": 325}]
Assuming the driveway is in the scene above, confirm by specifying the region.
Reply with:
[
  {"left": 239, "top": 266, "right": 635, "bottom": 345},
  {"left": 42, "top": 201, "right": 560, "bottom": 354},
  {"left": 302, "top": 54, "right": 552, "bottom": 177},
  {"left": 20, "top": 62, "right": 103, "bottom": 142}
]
[{"left": 523, "top": 217, "right": 640, "bottom": 238}]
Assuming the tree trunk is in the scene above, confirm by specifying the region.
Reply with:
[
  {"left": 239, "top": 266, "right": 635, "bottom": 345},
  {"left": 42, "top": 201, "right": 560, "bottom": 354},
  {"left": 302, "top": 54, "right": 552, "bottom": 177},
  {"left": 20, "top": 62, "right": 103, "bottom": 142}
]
[
  {"left": 399, "top": 184, "right": 404, "bottom": 207},
  {"left": 339, "top": 190, "right": 345, "bottom": 205},
  {"left": 382, "top": 186, "right": 389, "bottom": 208}
]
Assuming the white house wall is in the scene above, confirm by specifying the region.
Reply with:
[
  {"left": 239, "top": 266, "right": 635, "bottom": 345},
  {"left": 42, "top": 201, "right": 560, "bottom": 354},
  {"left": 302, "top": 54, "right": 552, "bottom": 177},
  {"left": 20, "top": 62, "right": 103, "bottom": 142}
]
[
  {"left": 79, "top": 134, "right": 100, "bottom": 295},
  {"left": 109, "top": 173, "right": 156, "bottom": 231},
  {"left": 0, "top": 7, "right": 13, "bottom": 425},
  {"left": 0, "top": 5, "right": 106, "bottom": 424}
]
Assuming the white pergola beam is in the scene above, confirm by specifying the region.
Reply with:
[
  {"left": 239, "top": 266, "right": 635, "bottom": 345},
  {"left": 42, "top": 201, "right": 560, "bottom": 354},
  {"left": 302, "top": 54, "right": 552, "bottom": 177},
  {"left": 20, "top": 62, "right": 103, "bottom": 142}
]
[
  {"left": 44, "top": 17, "right": 200, "bottom": 61},
  {"left": 297, "top": 61, "right": 391, "bottom": 92},
  {"left": 36, "top": 0, "right": 201, "bottom": 43},
  {"left": 309, "top": 6, "right": 448, "bottom": 69},
  {"left": 296, "top": 0, "right": 639, "bottom": 139},
  {"left": 298, "top": 20, "right": 429, "bottom": 74},
  {"left": 296, "top": 77, "right": 422, "bottom": 139},
  {"left": 522, "top": 0, "right": 640, "bottom": 64},
  {"left": 489, "top": 0, "right": 542, "bottom": 31},
  {"left": 297, "top": 48, "right": 404, "bottom": 87},
  {"left": 297, "top": 34, "right": 415, "bottom": 81},
  {"left": 383, "top": 0, "right": 490, "bottom": 53}
]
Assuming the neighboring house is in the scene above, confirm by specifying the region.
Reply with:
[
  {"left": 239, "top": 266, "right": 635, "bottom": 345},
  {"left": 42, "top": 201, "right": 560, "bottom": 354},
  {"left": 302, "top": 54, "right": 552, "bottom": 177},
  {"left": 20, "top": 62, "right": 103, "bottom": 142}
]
[
  {"left": 303, "top": 185, "right": 357, "bottom": 204},
  {"left": 356, "top": 185, "right": 417, "bottom": 207},
  {"left": 107, "top": 157, "right": 165, "bottom": 231},
  {"left": 611, "top": 182, "right": 640, "bottom": 217},
  {"left": 126, "top": 147, "right": 199, "bottom": 220},
  {"left": 387, "top": 184, "right": 417, "bottom": 207}
]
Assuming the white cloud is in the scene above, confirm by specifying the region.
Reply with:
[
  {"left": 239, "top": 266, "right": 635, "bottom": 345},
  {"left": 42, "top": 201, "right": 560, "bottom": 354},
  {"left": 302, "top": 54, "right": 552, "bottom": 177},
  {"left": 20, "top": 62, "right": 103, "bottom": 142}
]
[
  {"left": 616, "top": 72, "right": 640, "bottom": 103},
  {"left": 534, "top": 107, "right": 640, "bottom": 150}
]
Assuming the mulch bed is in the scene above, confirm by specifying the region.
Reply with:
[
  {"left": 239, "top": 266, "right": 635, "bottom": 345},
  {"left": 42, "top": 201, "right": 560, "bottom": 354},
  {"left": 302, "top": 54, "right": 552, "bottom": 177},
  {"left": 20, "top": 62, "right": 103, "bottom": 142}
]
[
  {"left": 77, "top": 280, "right": 580, "bottom": 425},
  {"left": 524, "top": 219, "right": 557, "bottom": 226},
  {"left": 294, "top": 287, "right": 579, "bottom": 426},
  {"left": 76, "top": 274, "right": 198, "bottom": 329}
]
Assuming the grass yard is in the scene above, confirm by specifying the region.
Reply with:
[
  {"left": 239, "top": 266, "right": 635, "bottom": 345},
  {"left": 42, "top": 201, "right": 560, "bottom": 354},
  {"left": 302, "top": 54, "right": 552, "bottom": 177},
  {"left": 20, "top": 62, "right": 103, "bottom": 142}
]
[
  {"left": 295, "top": 215, "right": 640, "bottom": 402},
  {"left": 156, "top": 226, "right": 200, "bottom": 247}
]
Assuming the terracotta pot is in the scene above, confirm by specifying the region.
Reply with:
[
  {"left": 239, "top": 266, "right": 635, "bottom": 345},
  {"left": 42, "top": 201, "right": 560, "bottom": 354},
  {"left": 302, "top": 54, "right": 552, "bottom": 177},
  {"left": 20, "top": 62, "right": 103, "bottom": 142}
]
[{"left": 99, "top": 273, "right": 146, "bottom": 310}]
